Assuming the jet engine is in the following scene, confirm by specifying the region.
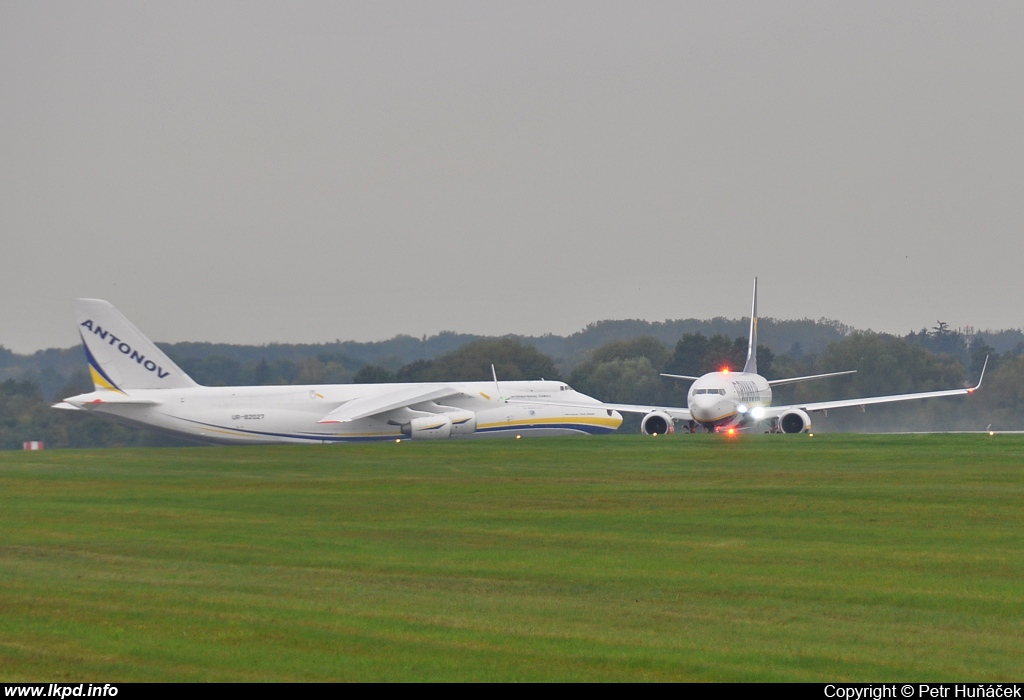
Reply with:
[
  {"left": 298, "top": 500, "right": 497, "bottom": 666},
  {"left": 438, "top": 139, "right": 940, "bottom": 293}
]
[
  {"left": 778, "top": 408, "right": 811, "bottom": 434},
  {"left": 446, "top": 410, "right": 478, "bottom": 437},
  {"left": 641, "top": 411, "right": 674, "bottom": 436},
  {"left": 401, "top": 414, "right": 453, "bottom": 440}
]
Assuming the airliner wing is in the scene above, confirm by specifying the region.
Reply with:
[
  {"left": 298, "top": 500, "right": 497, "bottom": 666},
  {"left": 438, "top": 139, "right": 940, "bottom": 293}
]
[
  {"left": 766, "top": 357, "right": 986, "bottom": 417},
  {"left": 318, "top": 385, "right": 463, "bottom": 424},
  {"left": 775, "top": 386, "right": 979, "bottom": 416},
  {"left": 598, "top": 403, "right": 692, "bottom": 421}
]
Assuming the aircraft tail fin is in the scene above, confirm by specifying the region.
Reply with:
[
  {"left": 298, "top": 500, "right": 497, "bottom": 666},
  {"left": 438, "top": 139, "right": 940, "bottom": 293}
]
[
  {"left": 74, "top": 299, "right": 199, "bottom": 392},
  {"left": 742, "top": 278, "right": 758, "bottom": 374}
]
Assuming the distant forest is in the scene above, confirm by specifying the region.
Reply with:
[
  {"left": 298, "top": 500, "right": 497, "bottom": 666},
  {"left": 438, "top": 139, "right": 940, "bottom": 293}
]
[{"left": 2, "top": 315, "right": 1023, "bottom": 448}]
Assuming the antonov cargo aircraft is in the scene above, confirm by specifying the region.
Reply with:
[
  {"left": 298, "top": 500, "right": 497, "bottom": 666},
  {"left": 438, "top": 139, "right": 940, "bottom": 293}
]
[
  {"left": 519, "top": 279, "right": 985, "bottom": 435},
  {"left": 52, "top": 300, "right": 622, "bottom": 444}
]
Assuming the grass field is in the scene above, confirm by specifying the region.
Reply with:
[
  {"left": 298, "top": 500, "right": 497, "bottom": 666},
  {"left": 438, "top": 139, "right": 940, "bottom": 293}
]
[{"left": 1, "top": 434, "right": 1022, "bottom": 681}]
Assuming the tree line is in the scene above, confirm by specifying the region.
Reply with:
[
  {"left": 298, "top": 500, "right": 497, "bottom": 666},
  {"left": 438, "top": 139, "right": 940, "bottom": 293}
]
[{"left": 12, "top": 315, "right": 1023, "bottom": 400}]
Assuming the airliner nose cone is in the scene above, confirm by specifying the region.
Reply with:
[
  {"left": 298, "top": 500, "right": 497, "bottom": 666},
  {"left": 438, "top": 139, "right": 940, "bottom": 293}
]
[
  {"left": 689, "top": 394, "right": 715, "bottom": 410},
  {"left": 689, "top": 394, "right": 731, "bottom": 422}
]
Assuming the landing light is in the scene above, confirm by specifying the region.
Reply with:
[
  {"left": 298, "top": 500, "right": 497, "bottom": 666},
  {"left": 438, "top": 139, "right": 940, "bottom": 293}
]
[
  {"left": 395, "top": 439, "right": 402, "bottom": 443},
  {"left": 737, "top": 404, "right": 748, "bottom": 414},
  {"left": 989, "top": 431, "right": 995, "bottom": 436},
  {"left": 516, "top": 435, "right": 522, "bottom": 439},
  {"left": 751, "top": 406, "right": 766, "bottom": 420}
]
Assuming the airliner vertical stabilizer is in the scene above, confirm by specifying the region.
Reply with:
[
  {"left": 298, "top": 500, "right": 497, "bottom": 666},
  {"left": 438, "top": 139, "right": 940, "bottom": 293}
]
[
  {"left": 742, "top": 277, "right": 758, "bottom": 375},
  {"left": 75, "top": 299, "right": 199, "bottom": 392}
]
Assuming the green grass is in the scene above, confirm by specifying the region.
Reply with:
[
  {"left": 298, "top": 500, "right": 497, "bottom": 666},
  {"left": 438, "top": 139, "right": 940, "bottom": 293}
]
[{"left": 1, "top": 434, "right": 1022, "bottom": 681}]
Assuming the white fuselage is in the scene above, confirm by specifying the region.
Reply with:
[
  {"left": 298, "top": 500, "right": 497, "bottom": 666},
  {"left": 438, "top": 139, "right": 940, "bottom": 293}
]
[
  {"left": 65, "top": 380, "right": 623, "bottom": 445},
  {"left": 687, "top": 371, "right": 773, "bottom": 429}
]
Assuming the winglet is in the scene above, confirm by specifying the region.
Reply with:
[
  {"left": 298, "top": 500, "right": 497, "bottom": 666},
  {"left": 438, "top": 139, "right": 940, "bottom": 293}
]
[
  {"left": 742, "top": 278, "right": 758, "bottom": 375},
  {"left": 967, "top": 355, "right": 989, "bottom": 393}
]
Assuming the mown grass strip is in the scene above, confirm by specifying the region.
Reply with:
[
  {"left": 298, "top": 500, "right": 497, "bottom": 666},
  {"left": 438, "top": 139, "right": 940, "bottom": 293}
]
[{"left": 0, "top": 434, "right": 1022, "bottom": 681}]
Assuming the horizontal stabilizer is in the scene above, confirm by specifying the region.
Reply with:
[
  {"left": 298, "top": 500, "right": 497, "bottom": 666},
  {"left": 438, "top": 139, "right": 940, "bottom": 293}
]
[
  {"left": 660, "top": 373, "right": 701, "bottom": 382},
  {"left": 60, "top": 391, "right": 162, "bottom": 408},
  {"left": 767, "top": 370, "right": 856, "bottom": 387}
]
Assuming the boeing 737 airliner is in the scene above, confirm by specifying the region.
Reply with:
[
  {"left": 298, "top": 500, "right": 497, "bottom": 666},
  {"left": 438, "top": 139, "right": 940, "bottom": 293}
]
[
  {"left": 518, "top": 279, "right": 985, "bottom": 435},
  {"left": 53, "top": 300, "right": 622, "bottom": 444}
]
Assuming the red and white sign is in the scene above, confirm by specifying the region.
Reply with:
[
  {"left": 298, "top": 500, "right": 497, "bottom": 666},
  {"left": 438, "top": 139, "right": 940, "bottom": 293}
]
[{"left": 23, "top": 441, "right": 44, "bottom": 450}]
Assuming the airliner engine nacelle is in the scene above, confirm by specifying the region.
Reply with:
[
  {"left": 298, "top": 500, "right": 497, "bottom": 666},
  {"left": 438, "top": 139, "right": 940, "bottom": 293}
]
[
  {"left": 778, "top": 408, "right": 812, "bottom": 434},
  {"left": 446, "top": 410, "right": 478, "bottom": 437},
  {"left": 641, "top": 411, "right": 675, "bottom": 436},
  {"left": 401, "top": 415, "right": 453, "bottom": 440}
]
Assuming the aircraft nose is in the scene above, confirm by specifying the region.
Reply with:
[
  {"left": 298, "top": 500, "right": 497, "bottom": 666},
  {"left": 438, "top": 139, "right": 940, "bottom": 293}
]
[
  {"left": 689, "top": 394, "right": 722, "bottom": 420},
  {"left": 690, "top": 394, "right": 715, "bottom": 410}
]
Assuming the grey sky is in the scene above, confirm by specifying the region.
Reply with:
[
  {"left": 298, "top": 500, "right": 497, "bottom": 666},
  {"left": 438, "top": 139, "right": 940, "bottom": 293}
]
[{"left": 2, "top": 1, "right": 1022, "bottom": 353}]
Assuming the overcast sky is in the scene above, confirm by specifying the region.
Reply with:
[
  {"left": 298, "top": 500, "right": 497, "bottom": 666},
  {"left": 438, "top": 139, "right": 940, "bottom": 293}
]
[{"left": 2, "top": 1, "right": 1022, "bottom": 353}]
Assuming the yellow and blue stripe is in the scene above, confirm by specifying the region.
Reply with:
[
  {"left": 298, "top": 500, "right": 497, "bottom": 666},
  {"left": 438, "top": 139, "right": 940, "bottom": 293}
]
[{"left": 81, "top": 332, "right": 125, "bottom": 394}]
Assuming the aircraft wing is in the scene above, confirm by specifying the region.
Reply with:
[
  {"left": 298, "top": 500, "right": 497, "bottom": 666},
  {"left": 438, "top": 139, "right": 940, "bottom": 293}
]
[
  {"left": 764, "top": 357, "right": 986, "bottom": 418},
  {"left": 771, "top": 386, "right": 979, "bottom": 417},
  {"left": 512, "top": 398, "right": 691, "bottom": 422},
  {"left": 601, "top": 402, "right": 691, "bottom": 421},
  {"left": 318, "top": 385, "right": 463, "bottom": 424}
]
